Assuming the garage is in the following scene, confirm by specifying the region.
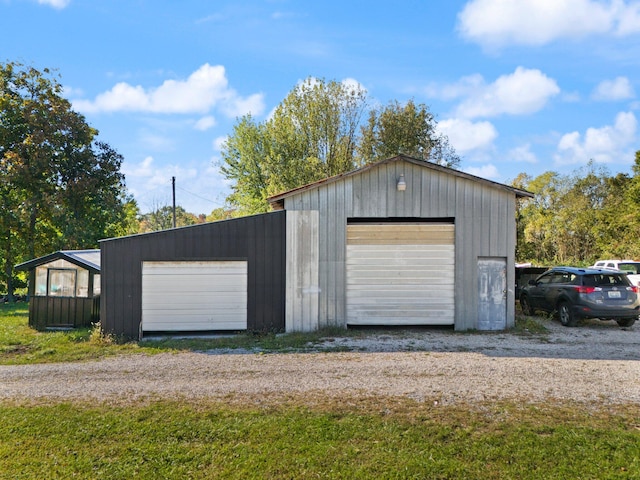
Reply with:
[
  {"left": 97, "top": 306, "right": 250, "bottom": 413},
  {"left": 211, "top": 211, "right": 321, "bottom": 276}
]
[
  {"left": 101, "top": 155, "right": 532, "bottom": 338},
  {"left": 141, "top": 260, "right": 248, "bottom": 332},
  {"left": 346, "top": 222, "right": 455, "bottom": 325}
]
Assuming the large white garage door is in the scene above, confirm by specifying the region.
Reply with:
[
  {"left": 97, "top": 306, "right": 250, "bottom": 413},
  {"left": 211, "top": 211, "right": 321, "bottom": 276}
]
[
  {"left": 142, "top": 261, "right": 247, "bottom": 332},
  {"left": 346, "top": 223, "right": 455, "bottom": 326}
]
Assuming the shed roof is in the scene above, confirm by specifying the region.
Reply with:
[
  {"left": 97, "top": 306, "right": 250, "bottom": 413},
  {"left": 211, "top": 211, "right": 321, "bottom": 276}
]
[
  {"left": 268, "top": 155, "right": 534, "bottom": 209},
  {"left": 15, "top": 249, "right": 101, "bottom": 273}
]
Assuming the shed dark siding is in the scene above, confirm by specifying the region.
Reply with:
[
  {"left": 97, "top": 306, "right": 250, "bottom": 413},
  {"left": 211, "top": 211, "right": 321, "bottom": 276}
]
[
  {"left": 100, "top": 212, "right": 287, "bottom": 338},
  {"left": 29, "top": 296, "right": 99, "bottom": 330}
]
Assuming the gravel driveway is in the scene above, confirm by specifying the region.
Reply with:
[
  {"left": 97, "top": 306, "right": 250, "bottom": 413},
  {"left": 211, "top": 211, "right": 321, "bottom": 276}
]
[{"left": 1, "top": 318, "right": 639, "bottom": 406}]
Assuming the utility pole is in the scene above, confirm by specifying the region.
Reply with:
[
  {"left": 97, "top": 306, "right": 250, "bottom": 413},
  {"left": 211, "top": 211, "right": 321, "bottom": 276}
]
[{"left": 171, "top": 176, "right": 176, "bottom": 228}]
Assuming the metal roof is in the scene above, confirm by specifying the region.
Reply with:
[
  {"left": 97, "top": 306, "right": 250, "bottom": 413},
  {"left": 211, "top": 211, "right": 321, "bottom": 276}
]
[{"left": 14, "top": 249, "right": 101, "bottom": 273}]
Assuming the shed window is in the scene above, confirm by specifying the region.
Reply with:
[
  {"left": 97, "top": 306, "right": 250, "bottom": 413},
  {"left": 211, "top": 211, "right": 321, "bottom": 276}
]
[
  {"left": 35, "top": 267, "right": 48, "bottom": 296},
  {"left": 48, "top": 269, "right": 77, "bottom": 297},
  {"left": 93, "top": 274, "right": 101, "bottom": 296},
  {"left": 76, "top": 269, "right": 89, "bottom": 297}
]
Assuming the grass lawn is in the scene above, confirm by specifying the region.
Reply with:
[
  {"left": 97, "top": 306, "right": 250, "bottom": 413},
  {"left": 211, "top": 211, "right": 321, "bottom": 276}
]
[
  {"left": 1, "top": 399, "right": 639, "bottom": 479},
  {"left": 0, "top": 303, "right": 363, "bottom": 365},
  {"left": 2, "top": 303, "right": 639, "bottom": 479}
]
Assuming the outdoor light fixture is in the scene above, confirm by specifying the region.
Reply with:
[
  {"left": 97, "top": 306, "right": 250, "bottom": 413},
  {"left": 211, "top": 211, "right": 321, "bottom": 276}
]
[{"left": 397, "top": 174, "right": 407, "bottom": 191}]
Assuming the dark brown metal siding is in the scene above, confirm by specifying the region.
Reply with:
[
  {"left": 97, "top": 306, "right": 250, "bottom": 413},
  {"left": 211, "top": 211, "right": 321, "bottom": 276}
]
[
  {"left": 100, "top": 211, "right": 287, "bottom": 338},
  {"left": 29, "top": 296, "right": 96, "bottom": 330}
]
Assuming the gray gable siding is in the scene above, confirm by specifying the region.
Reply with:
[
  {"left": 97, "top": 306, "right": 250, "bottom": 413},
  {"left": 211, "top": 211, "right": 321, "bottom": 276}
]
[{"left": 281, "top": 158, "right": 517, "bottom": 330}]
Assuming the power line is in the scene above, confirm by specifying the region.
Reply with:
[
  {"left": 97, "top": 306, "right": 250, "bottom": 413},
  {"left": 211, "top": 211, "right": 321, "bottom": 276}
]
[{"left": 175, "top": 185, "right": 225, "bottom": 208}]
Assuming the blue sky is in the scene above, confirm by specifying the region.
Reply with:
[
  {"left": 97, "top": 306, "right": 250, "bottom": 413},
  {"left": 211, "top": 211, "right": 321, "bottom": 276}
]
[{"left": 3, "top": 0, "right": 640, "bottom": 214}]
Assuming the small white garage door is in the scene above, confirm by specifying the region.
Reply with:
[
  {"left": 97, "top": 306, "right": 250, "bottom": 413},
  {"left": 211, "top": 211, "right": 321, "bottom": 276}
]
[
  {"left": 346, "top": 223, "right": 455, "bottom": 326},
  {"left": 142, "top": 261, "right": 247, "bottom": 332}
]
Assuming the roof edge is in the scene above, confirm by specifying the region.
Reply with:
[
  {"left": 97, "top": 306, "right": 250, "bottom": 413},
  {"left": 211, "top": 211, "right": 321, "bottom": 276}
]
[
  {"left": 267, "top": 155, "right": 534, "bottom": 206},
  {"left": 14, "top": 250, "right": 101, "bottom": 273}
]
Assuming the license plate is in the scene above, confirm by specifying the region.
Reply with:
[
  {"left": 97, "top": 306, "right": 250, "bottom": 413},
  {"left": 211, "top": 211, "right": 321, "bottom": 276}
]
[{"left": 608, "top": 291, "right": 622, "bottom": 298}]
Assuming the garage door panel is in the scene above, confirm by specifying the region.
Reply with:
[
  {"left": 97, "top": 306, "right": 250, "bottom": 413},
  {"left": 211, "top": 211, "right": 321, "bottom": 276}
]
[
  {"left": 139, "top": 319, "right": 246, "bottom": 331},
  {"left": 347, "top": 289, "right": 455, "bottom": 300},
  {"left": 143, "top": 261, "right": 246, "bottom": 274},
  {"left": 346, "top": 223, "right": 454, "bottom": 326},
  {"left": 145, "top": 275, "right": 247, "bottom": 293},
  {"left": 142, "top": 297, "right": 247, "bottom": 311},
  {"left": 143, "top": 289, "right": 247, "bottom": 300},
  {"left": 142, "top": 261, "right": 248, "bottom": 332},
  {"left": 347, "top": 271, "right": 454, "bottom": 282}
]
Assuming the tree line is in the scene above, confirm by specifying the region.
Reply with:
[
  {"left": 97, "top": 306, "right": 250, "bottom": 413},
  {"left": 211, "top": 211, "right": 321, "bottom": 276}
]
[
  {"left": 514, "top": 151, "right": 640, "bottom": 266},
  {"left": 3, "top": 61, "right": 639, "bottom": 299},
  {"left": 220, "top": 78, "right": 459, "bottom": 215}
]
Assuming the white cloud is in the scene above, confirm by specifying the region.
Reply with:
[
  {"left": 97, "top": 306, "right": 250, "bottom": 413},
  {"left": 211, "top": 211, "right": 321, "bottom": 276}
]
[
  {"left": 220, "top": 93, "right": 266, "bottom": 118},
  {"left": 123, "top": 156, "right": 155, "bottom": 178},
  {"left": 615, "top": 1, "right": 640, "bottom": 35},
  {"left": 454, "top": 67, "right": 560, "bottom": 119},
  {"left": 194, "top": 116, "right": 217, "bottom": 131},
  {"left": 437, "top": 118, "right": 498, "bottom": 154},
  {"left": 464, "top": 164, "right": 501, "bottom": 179},
  {"left": 72, "top": 64, "right": 265, "bottom": 117},
  {"left": 37, "top": 0, "right": 70, "bottom": 9},
  {"left": 457, "top": 0, "right": 640, "bottom": 49},
  {"left": 123, "top": 156, "right": 227, "bottom": 214},
  {"left": 213, "top": 136, "right": 227, "bottom": 151},
  {"left": 507, "top": 144, "right": 538, "bottom": 164},
  {"left": 341, "top": 77, "right": 368, "bottom": 95},
  {"left": 424, "top": 74, "right": 484, "bottom": 101},
  {"left": 591, "top": 76, "right": 636, "bottom": 101},
  {"left": 555, "top": 111, "right": 638, "bottom": 165}
]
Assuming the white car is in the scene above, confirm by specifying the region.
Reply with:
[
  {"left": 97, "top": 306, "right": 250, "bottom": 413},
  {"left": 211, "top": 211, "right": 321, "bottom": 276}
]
[{"left": 591, "top": 260, "right": 640, "bottom": 286}]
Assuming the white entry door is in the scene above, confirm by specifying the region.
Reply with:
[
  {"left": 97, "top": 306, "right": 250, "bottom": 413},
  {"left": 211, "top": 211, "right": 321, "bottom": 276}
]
[{"left": 477, "top": 257, "right": 507, "bottom": 330}]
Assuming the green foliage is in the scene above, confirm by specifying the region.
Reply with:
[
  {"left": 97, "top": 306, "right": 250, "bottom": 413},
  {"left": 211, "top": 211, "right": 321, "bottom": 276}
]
[
  {"left": 221, "top": 78, "right": 369, "bottom": 214},
  {"left": 0, "top": 61, "right": 130, "bottom": 296},
  {"left": 220, "top": 79, "right": 459, "bottom": 214},
  {"left": 139, "top": 205, "right": 201, "bottom": 233},
  {"left": 206, "top": 207, "right": 236, "bottom": 222},
  {"left": 1, "top": 400, "right": 639, "bottom": 479},
  {"left": 515, "top": 155, "right": 640, "bottom": 265},
  {"left": 357, "top": 99, "right": 460, "bottom": 168}
]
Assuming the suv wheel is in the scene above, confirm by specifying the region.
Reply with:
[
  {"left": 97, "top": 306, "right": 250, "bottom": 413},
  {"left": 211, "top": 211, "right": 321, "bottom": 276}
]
[
  {"left": 558, "top": 301, "right": 578, "bottom": 327},
  {"left": 616, "top": 318, "right": 636, "bottom": 327},
  {"left": 520, "top": 295, "right": 535, "bottom": 316}
]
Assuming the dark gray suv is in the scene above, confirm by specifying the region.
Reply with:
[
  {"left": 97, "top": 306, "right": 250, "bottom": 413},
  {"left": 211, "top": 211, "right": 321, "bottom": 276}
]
[{"left": 519, "top": 266, "right": 639, "bottom": 327}]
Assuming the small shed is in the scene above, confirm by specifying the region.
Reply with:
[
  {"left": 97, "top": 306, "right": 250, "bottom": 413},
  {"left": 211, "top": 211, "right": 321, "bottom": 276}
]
[
  {"left": 100, "top": 155, "right": 533, "bottom": 339},
  {"left": 15, "top": 250, "right": 101, "bottom": 330}
]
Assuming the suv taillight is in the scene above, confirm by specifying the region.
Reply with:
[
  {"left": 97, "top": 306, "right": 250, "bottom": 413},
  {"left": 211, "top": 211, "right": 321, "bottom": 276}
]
[
  {"left": 574, "top": 286, "right": 596, "bottom": 294},
  {"left": 629, "top": 286, "right": 639, "bottom": 293}
]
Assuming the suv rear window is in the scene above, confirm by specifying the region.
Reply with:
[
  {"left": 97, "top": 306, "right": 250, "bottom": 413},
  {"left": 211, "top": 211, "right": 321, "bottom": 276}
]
[
  {"left": 582, "top": 274, "right": 629, "bottom": 287},
  {"left": 618, "top": 263, "right": 640, "bottom": 274}
]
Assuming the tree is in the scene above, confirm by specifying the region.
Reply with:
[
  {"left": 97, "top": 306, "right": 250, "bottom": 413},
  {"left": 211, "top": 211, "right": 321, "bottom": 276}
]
[
  {"left": 221, "top": 79, "right": 460, "bottom": 214},
  {"left": 206, "top": 207, "right": 235, "bottom": 222},
  {"left": 139, "top": 205, "right": 200, "bottom": 233},
  {"left": 221, "top": 78, "right": 369, "bottom": 214},
  {"left": 357, "top": 99, "right": 460, "bottom": 168},
  {"left": 220, "top": 116, "right": 272, "bottom": 216},
  {"left": 0, "top": 62, "right": 130, "bottom": 300},
  {"left": 513, "top": 153, "right": 640, "bottom": 266},
  {"left": 514, "top": 171, "right": 568, "bottom": 264}
]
